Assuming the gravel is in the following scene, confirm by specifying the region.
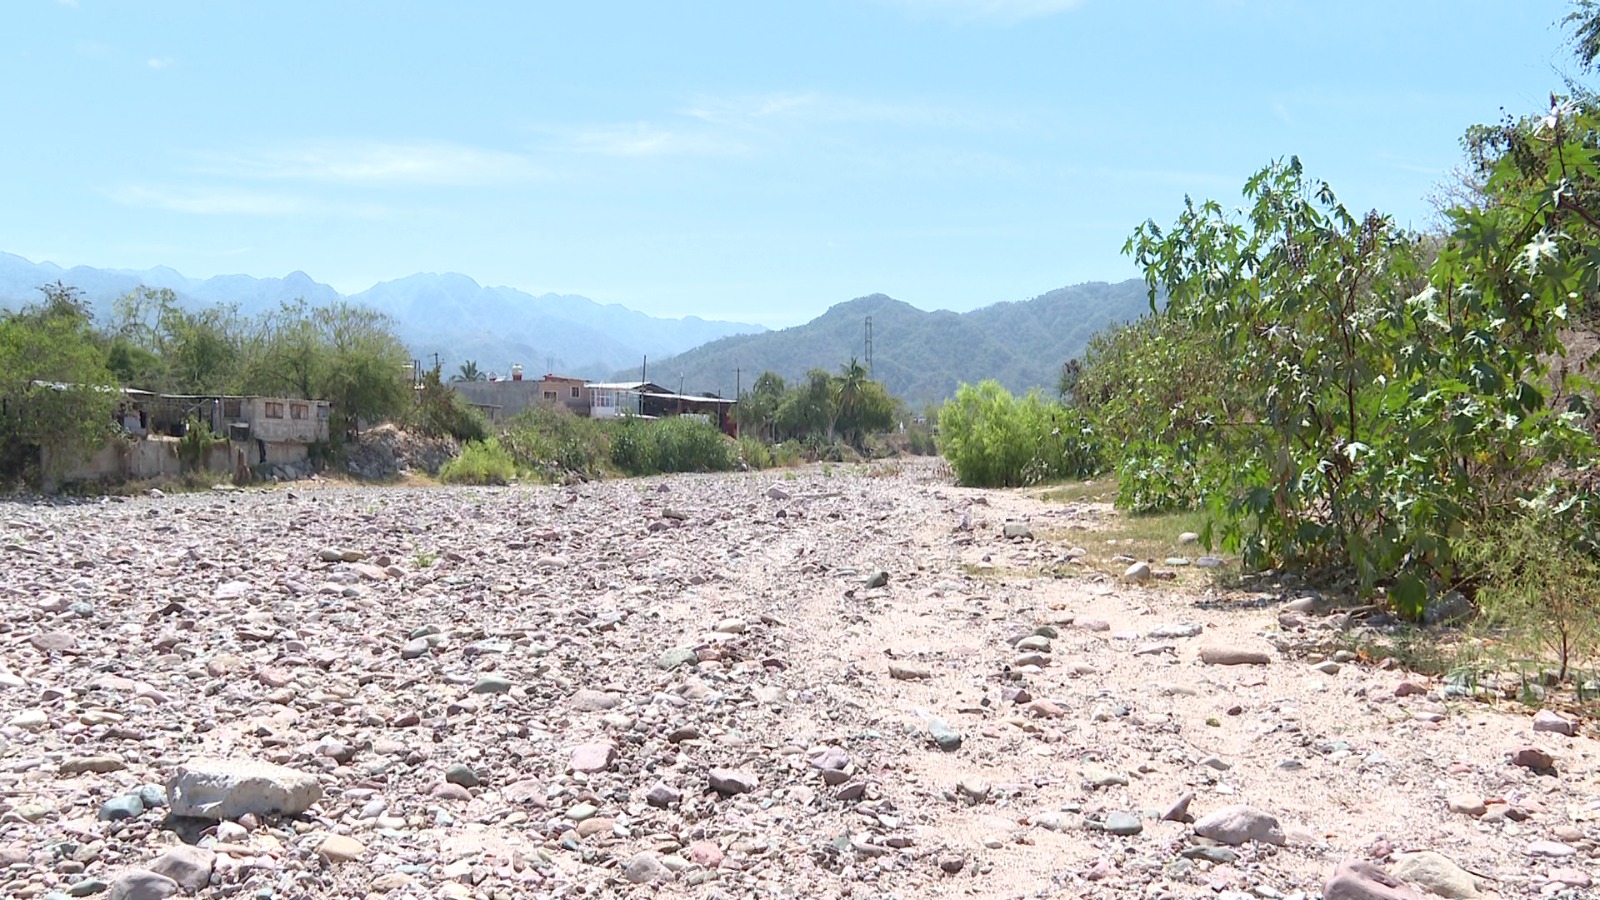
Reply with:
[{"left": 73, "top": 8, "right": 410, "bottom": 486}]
[{"left": 0, "top": 458, "right": 1595, "bottom": 898}]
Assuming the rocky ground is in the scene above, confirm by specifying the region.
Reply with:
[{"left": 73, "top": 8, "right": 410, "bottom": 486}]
[{"left": 0, "top": 458, "right": 1596, "bottom": 900}]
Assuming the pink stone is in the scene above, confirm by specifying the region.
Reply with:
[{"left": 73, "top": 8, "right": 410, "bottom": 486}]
[
  {"left": 569, "top": 742, "right": 617, "bottom": 774},
  {"left": 686, "top": 840, "right": 723, "bottom": 868},
  {"left": 1548, "top": 868, "right": 1591, "bottom": 888}
]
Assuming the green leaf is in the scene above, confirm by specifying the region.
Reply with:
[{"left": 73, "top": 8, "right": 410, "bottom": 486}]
[{"left": 1390, "top": 573, "right": 1427, "bottom": 621}]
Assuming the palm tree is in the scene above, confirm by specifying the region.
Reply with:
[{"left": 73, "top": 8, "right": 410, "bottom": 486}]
[
  {"left": 452, "top": 360, "right": 486, "bottom": 382},
  {"left": 831, "top": 357, "right": 868, "bottom": 444}
]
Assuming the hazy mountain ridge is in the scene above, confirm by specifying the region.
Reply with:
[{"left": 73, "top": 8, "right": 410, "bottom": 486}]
[
  {"left": 0, "top": 253, "right": 766, "bottom": 379},
  {"left": 630, "top": 280, "right": 1157, "bottom": 406}
]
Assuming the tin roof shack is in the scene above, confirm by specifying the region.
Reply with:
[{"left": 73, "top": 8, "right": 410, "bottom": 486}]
[
  {"left": 449, "top": 372, "right": 591, "bottom": 421},
  {"left": 586, "top": 382, "right": 658, "bottom": 419},
  {"left": 587, "top": 382, "right": 736, "bottom": 433}
]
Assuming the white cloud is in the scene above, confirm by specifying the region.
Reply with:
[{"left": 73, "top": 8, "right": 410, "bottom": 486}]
[
  {"left": 883, "top": 0, "right": 1087, "bottom": 23},
  {"left": 147, "top": 57, "right": 174, "bottom": 70},
  {"left": 110, "top": 185, "right": 387, "bottom": 218},
  {"left": 198, "top": 140, "right": 542, "bottom": 186},
  {"left": 682, "top": 92, "right": 820, "bottom": 125},
  {"left": 559, "top": 123, "right": 746, "bottom": 158}
]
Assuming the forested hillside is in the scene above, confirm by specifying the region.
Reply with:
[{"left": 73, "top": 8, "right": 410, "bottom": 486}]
[{"left": 631, "top": 280, "right": 1153, "bottom": 406}]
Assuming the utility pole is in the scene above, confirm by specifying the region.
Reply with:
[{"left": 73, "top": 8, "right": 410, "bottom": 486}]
[
  {"left": 735, "top": 367, "right": 742, "bottom": 438},
  {"left": 641, "top": 355, "right": 647, "bottom": 383},
  {"left": 864, "top": 316, "right": 873, "bottom": 378},
  {"left": 430, "top": 352, "right": 441, "bottom": 374}
]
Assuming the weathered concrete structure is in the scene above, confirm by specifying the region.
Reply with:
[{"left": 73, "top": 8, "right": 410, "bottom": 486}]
[
  {"left": 449, "top": 374, "right": 592, "bottom": 421},
  {"left": 46, "top": 393, "right": 330, "bottom": 486}
]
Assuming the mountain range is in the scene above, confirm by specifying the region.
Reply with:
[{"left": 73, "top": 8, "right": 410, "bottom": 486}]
[
  {"left": 0, "top": 253, "right": 765, "bottom": 378},
  {"left": 629, "top": 280, "right": 1156, "bottom": 407},
  {"left": 0, "top": 252, "right": 1157, "bottom": 404}
]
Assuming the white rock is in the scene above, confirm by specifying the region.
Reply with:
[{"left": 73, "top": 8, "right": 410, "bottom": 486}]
[{"left": 166, "top": 758, "right": 322, "bottom": 820}]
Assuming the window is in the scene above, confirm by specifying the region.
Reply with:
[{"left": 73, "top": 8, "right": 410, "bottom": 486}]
[
  {"left": 317, "top": 405, "right": 329, "bottom": 419},
  {"left": 570, "top": 385, "right": 581, "bottom": 399},
  {"left": 223, "top": 399, "right": 242, "bottom": 419},
  {"left": 263, "top": 401, "right": 284, "bottom": 419},
  {"left": 543, "top": 390, "right": 557, "bottom": 401},
  {"left": 290, "top": 403, "right": 308, "bottom": 420}
]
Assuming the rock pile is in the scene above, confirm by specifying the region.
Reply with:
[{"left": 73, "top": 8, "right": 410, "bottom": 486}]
[{"left": 342, "top": 424, "right": 459, "bottom": 480}]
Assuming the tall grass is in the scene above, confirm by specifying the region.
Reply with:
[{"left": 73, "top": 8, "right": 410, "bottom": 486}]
[
  {"left": 610, "top": 416, "right": 734, "bottom": 475},
  {"left": 439, "top": 438, "right": 515, "bottom": 485}
]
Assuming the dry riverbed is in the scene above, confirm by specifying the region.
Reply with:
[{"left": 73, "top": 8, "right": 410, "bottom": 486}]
[{"left": 0, "top": 459, "right": 1595, "bottom": 899}]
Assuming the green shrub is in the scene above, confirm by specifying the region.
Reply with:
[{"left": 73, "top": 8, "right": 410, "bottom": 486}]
[
  {"left": 176, "top": 415, "right": 222, "bottom": 471},
  {"left": 737, "top": 435, "right": 773, "bottom": 469},
  {"left": 938, "top": 380, "right": 1103, "bottom": 488},
  {"left": 1114, "top": 440, "right": 1206, "bottom": 513},
  {"left": 500, "top": 405, "right": 608, "bottom": 478},
  {"left": 609, "top": 416, "right": 735, "bottom": 475},
  {"left": 439, "top": 438, "right": 515, "bottom": 485},
  {"left": 772, "top": 441, "right": 805, "bottom": 467},
  {"left": 652, "top": 417, "right": 734, "bottom": 472},
  {"left": 1453, "top": 508, "right": 1600, "bottom": 683}
]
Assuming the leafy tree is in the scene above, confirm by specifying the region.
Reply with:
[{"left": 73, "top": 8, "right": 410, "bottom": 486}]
[
  {"left": 161, "top": 304, "right": 240, "bottom": 394},
  {"left": 775, "top": 369, "right": 836, "bottom": 441},
  {"left": 453, "top": 360, "right": 486, "bottom": 382},
  {"left": 1124, "top": 141, "right": 1600, "bottom": 612},
  {"left": 106, "top": 286, "right": 175, "bottom": 388},
  {"left": 104, "top": 286, "right": 241, "bottom": 394},
  {"left": 0, "top": 283, "right": 119, "bottom": 476},
  {"left": 1568, "top": 0, "right": 1600, "bottom": 72},
  {"left": 735, "top": 371, "right": 786, "bottom": 441},
  {"left": 829, "top": 357, "right": 899, "bottom": 449},
  {"left": 237, "top": 299, "right": 325, "bottom": 401},
  {"left": 314, "top": 302, "right": 411, "bottom": 440}
]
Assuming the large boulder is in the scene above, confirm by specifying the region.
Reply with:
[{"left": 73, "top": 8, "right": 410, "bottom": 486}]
[{"left": 166, "top": 758, "right": 321, "bottom": 820}]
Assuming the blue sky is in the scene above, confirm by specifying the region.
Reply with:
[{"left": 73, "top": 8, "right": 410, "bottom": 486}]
[{"left": 0, "top": 0, "right": 1579, "bottom": 327}]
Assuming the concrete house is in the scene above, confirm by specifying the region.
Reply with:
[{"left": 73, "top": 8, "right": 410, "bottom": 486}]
[
  {"left": 45, "top": 392, "right": 331, "bottom": 485},
  {"left": 449, "top": 369, "right": 593, "bottom": 421}
]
